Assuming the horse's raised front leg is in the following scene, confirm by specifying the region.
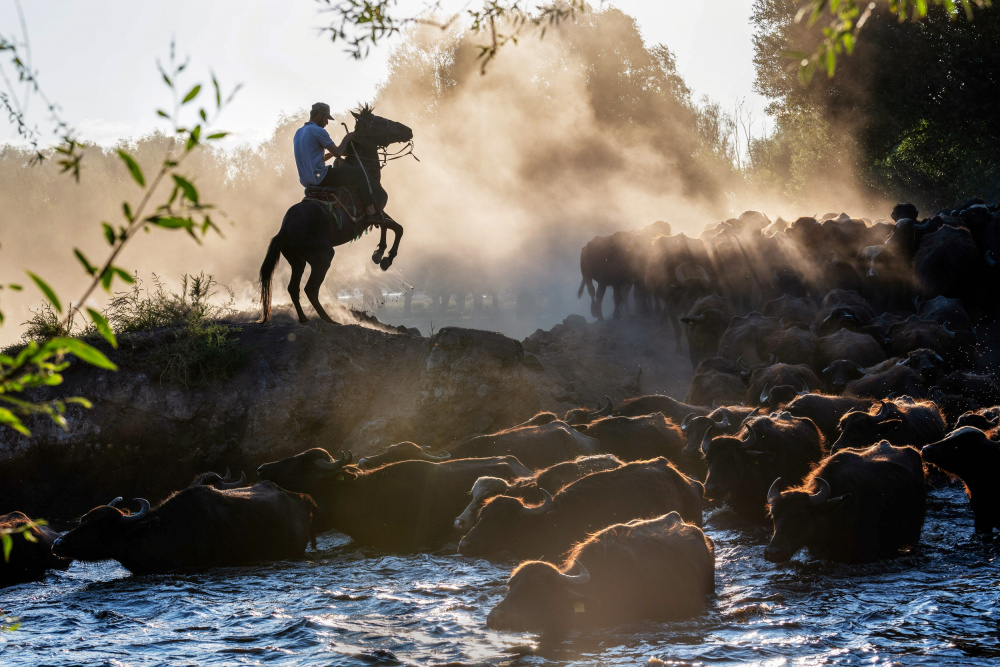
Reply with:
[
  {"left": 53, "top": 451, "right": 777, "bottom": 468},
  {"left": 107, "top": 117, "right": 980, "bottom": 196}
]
[
  {"left": 372, "top": 222, "right": 388, "bottom": 265},
  {"left": 378, "top": 213, "right": 403, "bottom": 271},
  {"left": 287, "top": 256, "right": 309, "bottom": 323},
  {"left": 304, "top": 247, "right": 337, "bottom": 324}
]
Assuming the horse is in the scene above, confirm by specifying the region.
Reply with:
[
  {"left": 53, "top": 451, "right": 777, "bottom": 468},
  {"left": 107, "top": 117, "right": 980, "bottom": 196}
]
[{"left": 259, "top": 106, "right": 413, "bottom": 324}]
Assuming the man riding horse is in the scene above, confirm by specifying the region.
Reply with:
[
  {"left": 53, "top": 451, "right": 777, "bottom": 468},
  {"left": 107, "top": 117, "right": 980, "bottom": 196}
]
[
  {"left": 293, "top": 102, "right": 381, "bottom": 223},
  {"left": 259, "top": 103, "right": 413, "bottom": 324}
]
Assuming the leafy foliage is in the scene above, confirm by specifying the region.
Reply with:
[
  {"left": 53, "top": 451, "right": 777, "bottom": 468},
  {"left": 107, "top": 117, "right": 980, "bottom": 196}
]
[
  {"left": 792, "top": 0, "right": 991, "bottom": 82},
  {"left": 752, "top": 1, "right": 1000, "bottom": 206},
  {"left": 318, "top": 0, "right": 589, "bottom": 71}
]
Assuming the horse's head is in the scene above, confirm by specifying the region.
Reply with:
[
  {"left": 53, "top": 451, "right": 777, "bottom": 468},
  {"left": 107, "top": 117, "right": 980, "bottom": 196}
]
[{"left": 351, "top": 104, "right": 412, "bottom": 148}]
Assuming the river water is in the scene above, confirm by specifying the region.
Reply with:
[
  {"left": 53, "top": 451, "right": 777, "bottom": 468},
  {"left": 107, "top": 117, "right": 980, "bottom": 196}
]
[{"left": 1, "top": 484, "right": 997, "bottom": 666}]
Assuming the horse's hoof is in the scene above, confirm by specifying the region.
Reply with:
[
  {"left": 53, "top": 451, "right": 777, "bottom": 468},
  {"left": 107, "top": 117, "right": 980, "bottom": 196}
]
[
  {"left": 298, "top": 317, "right": 309, "bottom": 324},
  {"left": 379, "top": 257, "right": 394, "bottom": 271},
  {"left": 372, "top": 248, "right": 385, "bottom": 264}
]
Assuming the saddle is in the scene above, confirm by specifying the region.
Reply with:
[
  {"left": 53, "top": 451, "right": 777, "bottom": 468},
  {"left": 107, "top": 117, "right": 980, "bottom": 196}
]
[{"left": 303, "top": 185, "right": 365, "bottom": 234}]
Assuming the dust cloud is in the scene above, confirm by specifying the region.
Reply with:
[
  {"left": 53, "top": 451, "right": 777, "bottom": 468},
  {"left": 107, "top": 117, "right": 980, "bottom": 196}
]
[{"left": 0, "top": 7, "right": 887, "bottom": 347}]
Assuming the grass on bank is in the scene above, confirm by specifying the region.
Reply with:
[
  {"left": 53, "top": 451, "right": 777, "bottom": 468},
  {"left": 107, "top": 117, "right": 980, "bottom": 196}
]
[{"left": 9, "top": 273, "right": 247, "bottom": 388}]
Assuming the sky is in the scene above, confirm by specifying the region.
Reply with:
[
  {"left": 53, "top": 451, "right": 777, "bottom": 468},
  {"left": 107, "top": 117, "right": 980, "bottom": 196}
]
[{"left": 0, "top": 0, "right": 770, "bottom": 149}]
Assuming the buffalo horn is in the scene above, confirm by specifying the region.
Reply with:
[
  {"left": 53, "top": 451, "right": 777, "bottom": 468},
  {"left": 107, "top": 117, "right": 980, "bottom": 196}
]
[
  {"left": 766, "top": 477, "right": 783, "bottom": 505},
  {"left": 941, "top": 323, "right": 956, "bottom": 338},
  {"left": 875, "top": 401, "right": 889, "bottom": 420},
  {"left": 796, "top": 376, "right": 809, "bottom": 392},
  {"left": 597, "top": 395, "right": 614, "bottom": 416},
  {"left": 315, "top": 450, "right": 353, "bottom": 471},
  {"left": 421, "top": 450, "right": 451, "bottom": 461},
  {"left": 521, "top": 489, "right": 554, "bottom": 515},
  {"left": 107, "top": 497, "right": 124, "bottom": 508},
  {"left": 694, "top": 265, "right": 710, "bottom": 283},
  {"left": 716, "top": 410, "right": 731, "bottom": 429},
  {"left": 680, "top": 413, "right": 695, "bottom": 430},
  {"left": 986, "top": 250, "right": 997, "bottom": 267},
  {"left": 123, "top": 498, "right": 151, "bottom": 522},
  {"left": 740, "top": 406, "right": 761, "bottom": 427},
  {"left": 675, "top": 263, "right": 690, "bottom": 285},
  {"left": 700, "top": 424, "right": 716, "bottom": 457},
  {"left": 809, "top": 477, "right": 831, "bottom": 505},
  {"left": 759, "top": 387, "right": 771, "bottom": 405},
  {"left": 559, "top": 561, "right": 591, "bottom": 585},
  {"left": 821, "top": 365, "right": 834, "bottom": 375},
  {"left": 741, "top": 425, "right": 758, "bottom": 449}
]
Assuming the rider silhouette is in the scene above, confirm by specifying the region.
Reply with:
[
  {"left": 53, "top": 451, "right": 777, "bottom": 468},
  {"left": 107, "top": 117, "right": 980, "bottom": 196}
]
[{"left": 293, "top": 102, "right": 377, "bottom": 218}]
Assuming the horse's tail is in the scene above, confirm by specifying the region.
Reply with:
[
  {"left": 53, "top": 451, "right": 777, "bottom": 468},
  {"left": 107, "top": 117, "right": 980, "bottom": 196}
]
[{"left": 259, "top": 234, "right": 283, "bottom": 323}]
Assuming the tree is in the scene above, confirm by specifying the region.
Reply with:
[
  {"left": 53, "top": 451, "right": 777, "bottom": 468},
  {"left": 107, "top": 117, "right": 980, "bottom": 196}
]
[{"left": 752, "top": 0, "right": 1000, "bottom": 207}]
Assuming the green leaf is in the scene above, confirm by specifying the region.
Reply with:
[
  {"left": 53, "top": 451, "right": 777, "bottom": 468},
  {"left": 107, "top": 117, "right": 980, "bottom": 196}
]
[
  {"left": 87, "top": 308, "right": 117, "bottom": 348},
  {"left": 100, "top": 267, "right": 114, "bottom": 290},
  {"left": 111, "top": 267, "right": 135, "bottom": 284},
  {"left": 212, "top": 71, "right": 222, "bottom": 108},
  {"left": 123, "top": 202, "right": 133, "bottom": 222},
  {"left": 149, "top": 215, "right": 193, "bottom": 230},
  {"left": 26, "top": 272, "right": 61, "bottom": 313},
  {"left": 2, "top": 533, "right": 11, "bottom": 562},
  {"left": 182, "top": 84, "right": 201, "bottom": 104},
  {"left": 41, "top": 373, "right": 63, "bottom": 386},
  {"left": 156, "top": 109, "right": 170, "bottom": 119},
  {"left": 206, "top": 132, "right": 228, "bottom": 140},
  {"left": 74, "top": 248, "right": 97, "bottom": 275},
  {"left": 102, "top": 222, "right": 116, "bottom": 245},
  {"left": 66, "top": 396, "right": 94, "bottom": 409},
  {"left": 56, "top": 338, "right": 118, "bottom": 371},
  {"left": 0, "top": 408, "right": 30, "bottom": 437},
  {"left": 8, "top": 283, "right": 22, "bottom": 291},
  {"left": 172, "top": 175, "right": 199, "bottom": 205},
  {"left": 116, "top": 150, "right": 146, "bottom": 187}
]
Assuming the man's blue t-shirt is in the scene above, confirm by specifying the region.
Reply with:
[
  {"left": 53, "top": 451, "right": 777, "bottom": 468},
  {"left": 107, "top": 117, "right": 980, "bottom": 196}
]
[{"left": 293, "top": 122, "right": 335, "bottom": 187}]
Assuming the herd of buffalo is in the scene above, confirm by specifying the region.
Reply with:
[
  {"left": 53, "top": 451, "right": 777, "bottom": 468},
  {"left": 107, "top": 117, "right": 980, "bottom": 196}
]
[{"left": 3, "top": 198, "right": 1000, "bottom": 638}]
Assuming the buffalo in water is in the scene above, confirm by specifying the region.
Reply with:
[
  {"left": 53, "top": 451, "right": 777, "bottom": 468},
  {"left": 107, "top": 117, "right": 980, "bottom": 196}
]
[
  {"left": 257, "top": 449, "right": 531, "bottom": 551},
  {"left": 922, "top": 427, "right": 1000, "bottom": 535},
  {"left": 458, "top": 458, "right": 703, "bottom": 562},
  {"left": 765, "top": 441, "right": 926, "bottom": 563},
  {"left": 453, "top": 454, "right": 623, "bottom": 533},
  {"left": 51, "top": 484, "right": 316, "bottom": 574},
  {"left": 486, "top": 512, "right": 714, "bottom": 635}
]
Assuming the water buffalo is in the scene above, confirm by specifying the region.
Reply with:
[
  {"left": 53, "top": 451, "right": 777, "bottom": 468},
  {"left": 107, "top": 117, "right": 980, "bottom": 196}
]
[
  {"left": 486, "top": 512, "right": 714, "bottom": 634},
  {"left": 816, "top": 329, "right": 886, "bottom": 371},
  {"left": 453, "top": 454, "right": 623, "bottom": 533},
  {"left": 0, "top": 512, "right": 69, "bottom": 587},
  {"left": 921, "top": 427, "right": 1000, "bottom": 534},
  {"left": 447, "top": 421, "right": 600, "bottom": 470},
  {"left": 458, "top": 457, "right": 703, "bottom": 562},
  {"left": 576, "top": 414, "right": 687, "bottom": 467},
  {"left": 762, "top": 326, "right": 817, "bottom": 367},
  {"left": 702, "top": 412, "right": 825, "bottom": 520},
  {"left": 747, "top": 363, "right": 822, "bottom": 406},
  {"left": 356, "top": 441, "right": 450, "bottom": 470},
  {"left": 765, "top": 441, "right": 925, "bottom": 563},
  {"left": 256, "top": 449, "right": 531, "bottom": 550},
  {"left": 680, "top": 405, "right": 756, "bottom": 463},
  {"left": 784, "top": 393, "right": 873, "bottom": 445},
  {"left": 831, "top": 398, "right": 946, "bottom": 453},
  {"left": 681, "top": 294, "right": 734, "bottom": 369},
  {"left": 578, "top": 231, "right": 639, "bottom": 321},
  {"left": 686, "top": 358, "right": 748, "bottom": 407},
  {"left": 50, "top": 483, "right": 316, "bottom": 574}
]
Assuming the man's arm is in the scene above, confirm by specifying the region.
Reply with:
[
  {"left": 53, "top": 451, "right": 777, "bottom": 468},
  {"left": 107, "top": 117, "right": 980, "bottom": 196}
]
[{"left": 324, "top": 131, "right": 355, "bottom": 162}]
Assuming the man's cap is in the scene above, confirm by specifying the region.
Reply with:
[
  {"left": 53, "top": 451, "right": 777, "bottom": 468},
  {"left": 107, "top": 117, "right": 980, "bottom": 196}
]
[{"left": 311, "top": 102, "right": 331, "bottom": 117}]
